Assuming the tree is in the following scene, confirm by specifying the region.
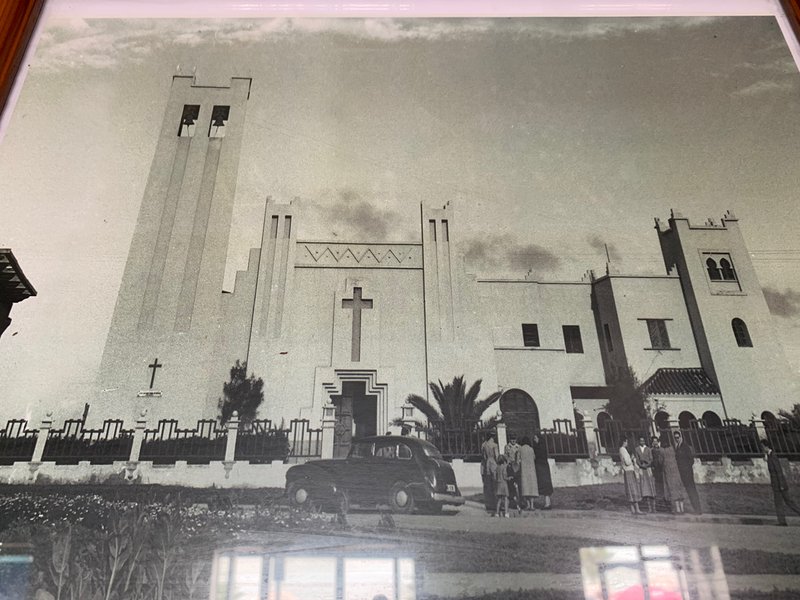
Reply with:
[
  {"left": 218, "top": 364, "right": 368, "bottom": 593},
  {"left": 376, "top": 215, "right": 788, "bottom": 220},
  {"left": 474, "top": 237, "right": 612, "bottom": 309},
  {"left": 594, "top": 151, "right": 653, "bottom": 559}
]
[
  {"left": 778, "top": 404, "right": 800, "bottom": 428},
  {"left": 397, "top": 375, "right": 501, "bottom": 430},
  {"left": 217, "top": 360, "right": 264, "bottom": 424},
  {"left": 604, "top": 366, "right": 648, "bottom": 429}
]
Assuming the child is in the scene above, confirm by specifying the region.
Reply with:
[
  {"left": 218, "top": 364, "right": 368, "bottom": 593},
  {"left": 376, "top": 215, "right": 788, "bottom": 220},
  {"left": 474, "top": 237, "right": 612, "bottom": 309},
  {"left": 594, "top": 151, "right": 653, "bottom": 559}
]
[{"left": 494, "top": 454, "right": 510, "bottom": 517}]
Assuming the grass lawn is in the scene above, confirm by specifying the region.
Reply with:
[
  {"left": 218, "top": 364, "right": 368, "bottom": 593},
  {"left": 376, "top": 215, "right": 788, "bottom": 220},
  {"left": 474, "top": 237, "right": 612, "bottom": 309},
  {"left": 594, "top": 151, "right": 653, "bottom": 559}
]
[{"left": 469, "top": 482, "right": 779, "bottom": 515}]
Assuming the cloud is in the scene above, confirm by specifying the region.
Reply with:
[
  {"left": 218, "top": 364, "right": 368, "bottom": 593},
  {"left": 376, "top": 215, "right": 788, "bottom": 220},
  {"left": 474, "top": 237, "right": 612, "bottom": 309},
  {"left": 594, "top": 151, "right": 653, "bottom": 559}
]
[
  {"left": 307, "top": 189, "right": 402, "bottom": 241},
  {"left": 763, "top": 287, "right": 800, "bottom": 318},
  {"left": 587, "top": 234, "right": 621, "bottom": 262},
  {"left": 731, "top": 79, "right": 796, "bottom": 97},
  {"left": 462, "top": 234, "right": 559, "bottom": 275},
  {"left": 33, "top": 16, "right": 725, "bottom": 73}
]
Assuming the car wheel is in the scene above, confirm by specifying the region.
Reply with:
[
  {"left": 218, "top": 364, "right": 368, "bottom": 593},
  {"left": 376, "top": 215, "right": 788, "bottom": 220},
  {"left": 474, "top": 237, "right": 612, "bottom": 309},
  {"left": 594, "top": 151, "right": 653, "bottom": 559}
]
[
  {"left": 287, "top": 481, "right": 316, "bottom": 511},
  {"left": 389, "top": 481, "right": 415, "bottom": 514}
]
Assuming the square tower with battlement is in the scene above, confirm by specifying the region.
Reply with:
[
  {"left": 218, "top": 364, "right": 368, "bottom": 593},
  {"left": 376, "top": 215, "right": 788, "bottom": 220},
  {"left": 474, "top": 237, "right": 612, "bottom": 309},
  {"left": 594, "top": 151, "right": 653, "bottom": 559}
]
[
  {"left": 656, "top": 210, "right": 798, "bottom": 419},
  {"left": 94, "top": 76, "right": 251, "bottom": 425}
]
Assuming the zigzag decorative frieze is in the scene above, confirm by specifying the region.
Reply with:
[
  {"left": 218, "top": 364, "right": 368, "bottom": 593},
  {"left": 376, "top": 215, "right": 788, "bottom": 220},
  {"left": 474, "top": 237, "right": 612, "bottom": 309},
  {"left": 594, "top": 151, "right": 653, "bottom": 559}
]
[{"left": 296, "top": 242, "right": 422, "bottom": 269}]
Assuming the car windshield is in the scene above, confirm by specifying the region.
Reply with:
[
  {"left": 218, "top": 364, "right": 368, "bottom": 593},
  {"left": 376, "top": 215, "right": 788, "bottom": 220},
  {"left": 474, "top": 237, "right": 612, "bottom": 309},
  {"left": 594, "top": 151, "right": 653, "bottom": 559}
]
[{"left": 419, "top": 440, "right": 442, "bottom": 458}]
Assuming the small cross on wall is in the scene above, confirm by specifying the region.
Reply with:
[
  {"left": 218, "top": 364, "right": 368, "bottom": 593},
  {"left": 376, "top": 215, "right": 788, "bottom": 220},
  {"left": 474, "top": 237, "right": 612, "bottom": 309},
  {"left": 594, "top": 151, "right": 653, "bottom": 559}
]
[{"left": 147, "top": 358, "right": 162, "bottom": 389}]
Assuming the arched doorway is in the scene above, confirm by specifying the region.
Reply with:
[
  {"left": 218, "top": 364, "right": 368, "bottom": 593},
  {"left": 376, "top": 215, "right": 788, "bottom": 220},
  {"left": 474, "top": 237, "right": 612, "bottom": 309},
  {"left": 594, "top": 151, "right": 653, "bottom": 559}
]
[
  {"left": 499, "top": 389, "right": 540, "bottom": 439},
  {"left": 702, "top": 411, "right": 722, "bottom": 428},
  {"left": 678, "top": 411, "right": 696, "bottom": 430}
]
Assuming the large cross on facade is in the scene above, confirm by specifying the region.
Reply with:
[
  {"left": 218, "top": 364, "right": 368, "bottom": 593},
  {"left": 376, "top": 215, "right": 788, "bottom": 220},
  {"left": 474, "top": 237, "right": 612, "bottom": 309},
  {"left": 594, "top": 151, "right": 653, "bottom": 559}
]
[
  {"left": 148, "top": 358, "right": 162, "bottom": 389},
  {"left": 341, "top": 287, "right": 373, "bottom": 362}
]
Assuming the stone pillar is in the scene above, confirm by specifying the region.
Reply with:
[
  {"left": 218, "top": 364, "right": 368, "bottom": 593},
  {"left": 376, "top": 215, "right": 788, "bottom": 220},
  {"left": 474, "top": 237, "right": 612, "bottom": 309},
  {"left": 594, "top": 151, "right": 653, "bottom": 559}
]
[
  {"left": 29, "top": 412, "right": 53, "bottom": 480},
  {"left": 31, "top": 412, "right": 53, "bottom": 463},
  {"left": 125, "top": 410, "right": 148, "bottom": 480},
  {"left": 223, "top": 411, "right": 240, "bottom": 479},
  {"left": 401, "top": 403, "right": 416, "bottom": 436},
  {"left": 321, "top": 403, "right": 337, "bottom": 460},
  {"left": 496, "top": 421, "right": 508, "bottom": 451},
  {"left": 581, "top": 412, "right": 599, "bottom": 457}
]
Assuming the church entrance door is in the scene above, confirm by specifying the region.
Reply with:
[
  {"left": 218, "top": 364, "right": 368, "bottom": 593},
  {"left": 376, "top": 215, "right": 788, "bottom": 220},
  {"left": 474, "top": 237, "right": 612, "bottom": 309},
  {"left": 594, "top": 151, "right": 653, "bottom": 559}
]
[
  {"left": 499, "top": 388, "right": 540, "bottom": 440},
  {"left": 332, "top": 381, "right": 378, "bottom": 458}
]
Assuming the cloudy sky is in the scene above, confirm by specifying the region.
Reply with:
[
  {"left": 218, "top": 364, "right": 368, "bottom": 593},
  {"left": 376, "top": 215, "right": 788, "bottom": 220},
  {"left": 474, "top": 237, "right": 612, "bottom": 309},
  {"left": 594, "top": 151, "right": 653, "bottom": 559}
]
[{"left": 1, "top": 16, "right": 799, "bottom": 419}]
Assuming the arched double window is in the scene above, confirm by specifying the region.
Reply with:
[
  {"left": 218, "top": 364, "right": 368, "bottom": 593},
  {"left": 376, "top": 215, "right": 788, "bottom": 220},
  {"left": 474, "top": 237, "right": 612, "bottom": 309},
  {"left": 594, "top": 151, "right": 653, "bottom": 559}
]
[
  {"left": 732, "top": 318, "right": 752, "bottom": 347},
  {"left": 719, "top": 258, "right": 736, "bottom": 280},
  {"left": 706, "top": 258, "right": 721, "bottom": 280}
]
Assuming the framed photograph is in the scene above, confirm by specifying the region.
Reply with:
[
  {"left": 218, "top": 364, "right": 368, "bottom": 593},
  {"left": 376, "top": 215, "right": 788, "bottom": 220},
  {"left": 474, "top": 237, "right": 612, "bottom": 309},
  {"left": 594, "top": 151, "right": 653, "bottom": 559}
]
[{"left": 1, "top": 2, "right": 800, "bottom": 599}]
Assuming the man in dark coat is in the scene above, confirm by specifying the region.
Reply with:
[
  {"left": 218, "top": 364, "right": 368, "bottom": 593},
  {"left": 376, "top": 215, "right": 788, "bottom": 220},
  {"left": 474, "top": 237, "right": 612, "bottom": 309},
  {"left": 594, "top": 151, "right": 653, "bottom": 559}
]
[
  {"left": 674, "top": 431, "right": 702, "bottom": 514},
  {"left": 761, "top": 438, "right": 800, "bottom": 526}
]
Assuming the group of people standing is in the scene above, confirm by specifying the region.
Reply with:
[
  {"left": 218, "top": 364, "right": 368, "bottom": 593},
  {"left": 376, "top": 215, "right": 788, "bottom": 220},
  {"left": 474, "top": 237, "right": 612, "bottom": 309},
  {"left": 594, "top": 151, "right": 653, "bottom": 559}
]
[
  {"left": 480, "top": 432, "right": 553, "bottom": 517},
  {"left": 619, "top": 431, "right": 702, "bottom": 516}
]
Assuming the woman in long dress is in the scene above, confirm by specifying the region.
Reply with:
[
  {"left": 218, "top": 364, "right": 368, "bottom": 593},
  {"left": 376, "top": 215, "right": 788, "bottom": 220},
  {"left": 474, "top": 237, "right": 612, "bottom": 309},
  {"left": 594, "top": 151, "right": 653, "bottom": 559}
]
[
  {"left": 635, "top": 436, "right": 657, "bottom": 513},
  {"left": 532, "top": 434, "right": 553, "bottom": 509},
  {"left": 518, "top": 436, "right": 538, "bottom": 511},
  {"left": 661, "top": 438, "right": 686, "bottom": 514},
  {"left": 620, "top": 438, "right": 643, "bottom": 515},
  {"left": 650, "top": 436, "right": 665, "bottom": 508}
]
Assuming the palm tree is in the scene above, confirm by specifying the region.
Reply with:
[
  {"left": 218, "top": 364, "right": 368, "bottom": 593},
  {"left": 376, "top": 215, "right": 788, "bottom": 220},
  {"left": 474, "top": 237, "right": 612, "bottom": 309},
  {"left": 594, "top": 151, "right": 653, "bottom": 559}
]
[{"left": 396, "top": 376, "right": 502, "bottom": 432}]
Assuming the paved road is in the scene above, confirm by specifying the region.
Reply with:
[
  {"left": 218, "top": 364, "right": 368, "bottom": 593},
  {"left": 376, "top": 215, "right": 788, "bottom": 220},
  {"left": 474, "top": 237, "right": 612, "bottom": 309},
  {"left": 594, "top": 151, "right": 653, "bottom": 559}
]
[{"left": 346, "top": 503, "right": 800, "bottom": 556}]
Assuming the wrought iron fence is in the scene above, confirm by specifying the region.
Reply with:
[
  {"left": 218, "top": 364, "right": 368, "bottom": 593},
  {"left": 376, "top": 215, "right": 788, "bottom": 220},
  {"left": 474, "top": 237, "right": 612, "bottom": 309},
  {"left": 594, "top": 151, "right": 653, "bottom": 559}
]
[
  {"left": 42, "top": 419, "right": 133, "bottom": 464},
  {"left": 540, "top": 419, "right": 590, "bottom": 461},
  {"left": 0, "top": 420, "right": 37, "bottom": 465},
  {"left": 422, "top": 418, "right": 590, "bottom": 462},
  {"left": 235, "top": 418, "right": 321, "bottom": 463},
  {"left": 595, "top": 417, "right": 800, "bottom": 460},
  {"left": 426, "top": 419, "right": 492, "bottom": 460},
  {"left": 139, "top": 419, "right": 227, "bottom": 464}
]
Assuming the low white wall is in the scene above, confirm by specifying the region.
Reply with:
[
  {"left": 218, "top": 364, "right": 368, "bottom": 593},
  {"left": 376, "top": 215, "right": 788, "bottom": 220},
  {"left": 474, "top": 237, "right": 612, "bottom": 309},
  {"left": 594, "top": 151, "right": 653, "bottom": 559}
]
[{"left": 1, "top": 457, "right": 795, "bottom": 490}]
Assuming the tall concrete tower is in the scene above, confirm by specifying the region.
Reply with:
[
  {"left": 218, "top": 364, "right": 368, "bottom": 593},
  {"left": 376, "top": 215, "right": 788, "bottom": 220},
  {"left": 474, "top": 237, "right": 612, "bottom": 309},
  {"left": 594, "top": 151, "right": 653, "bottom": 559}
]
[
  {"left": 94, "top": 76, "right": 251, "bottom": 425},
  {"left": 656, "top": 210, "right": 797, "bottom": 420}
]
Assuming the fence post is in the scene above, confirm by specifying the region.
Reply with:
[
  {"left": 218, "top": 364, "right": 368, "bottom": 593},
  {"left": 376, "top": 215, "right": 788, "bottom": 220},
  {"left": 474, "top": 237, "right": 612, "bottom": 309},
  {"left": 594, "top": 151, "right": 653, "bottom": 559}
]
[
  {"left": 321, "top": 403, "right": 336, "bottom": 460},
  {"left": 496, "top": 421, "right": 508, "bottom": 451},
  {"left": 581, "top": 412, "right": 599, "bottom": 457},
  {"left": 125, "top": 410, "right": 148, "bottom": 481},
  {"left": 28, "top": 412, "right": 53, "bottom": 480},
  {"left": 223, "top": 411, "right": 240, "bottom": 479}
]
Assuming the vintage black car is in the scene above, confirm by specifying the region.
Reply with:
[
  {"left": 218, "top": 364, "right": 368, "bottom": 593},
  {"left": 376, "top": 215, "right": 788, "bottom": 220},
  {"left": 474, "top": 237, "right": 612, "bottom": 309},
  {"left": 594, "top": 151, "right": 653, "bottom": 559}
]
[{"left": 285, "top": 436, "right": 465, "bottom": 513}]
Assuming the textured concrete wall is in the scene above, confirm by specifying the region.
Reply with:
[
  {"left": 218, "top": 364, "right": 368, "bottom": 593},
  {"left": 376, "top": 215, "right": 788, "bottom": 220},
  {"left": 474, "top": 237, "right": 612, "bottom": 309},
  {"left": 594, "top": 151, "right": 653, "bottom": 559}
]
[{"left": 477, "top": 279, "right": 606, "bottom": 426}]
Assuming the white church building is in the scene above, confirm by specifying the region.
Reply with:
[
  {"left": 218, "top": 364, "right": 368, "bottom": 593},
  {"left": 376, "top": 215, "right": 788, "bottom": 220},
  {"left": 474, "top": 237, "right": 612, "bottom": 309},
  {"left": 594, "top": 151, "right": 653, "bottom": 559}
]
[{"left": 92, "top": 75, "right": 797, "bottom": 444}]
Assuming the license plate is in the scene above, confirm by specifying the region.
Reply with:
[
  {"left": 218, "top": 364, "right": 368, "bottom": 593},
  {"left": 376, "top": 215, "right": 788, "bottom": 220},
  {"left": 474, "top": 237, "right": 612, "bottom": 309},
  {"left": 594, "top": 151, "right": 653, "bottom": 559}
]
[{"left": 446, "top": 484, "right": 456, "bottom": 493}]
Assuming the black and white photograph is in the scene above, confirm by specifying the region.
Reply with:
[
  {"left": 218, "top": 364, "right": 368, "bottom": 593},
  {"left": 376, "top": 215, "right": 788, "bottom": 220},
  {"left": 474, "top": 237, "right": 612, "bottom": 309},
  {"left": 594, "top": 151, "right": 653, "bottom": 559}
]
[{"left": 1, "top": 1, "right": 800, "bottom": 598}]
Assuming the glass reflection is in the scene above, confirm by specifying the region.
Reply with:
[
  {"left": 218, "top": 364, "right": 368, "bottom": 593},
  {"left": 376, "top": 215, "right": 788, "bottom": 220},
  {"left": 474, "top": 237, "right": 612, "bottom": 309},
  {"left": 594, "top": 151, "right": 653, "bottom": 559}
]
[
  {"left": 212, "top": 548, "right": 416, "bottom": 600},
  {"left": 581, "top": 545, "right": 730, "bottom": 600}
]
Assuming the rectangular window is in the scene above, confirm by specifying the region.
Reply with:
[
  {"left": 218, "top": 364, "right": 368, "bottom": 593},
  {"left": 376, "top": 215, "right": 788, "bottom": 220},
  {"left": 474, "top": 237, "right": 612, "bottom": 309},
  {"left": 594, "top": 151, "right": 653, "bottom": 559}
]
[
  {"left": 178, "top": 104, "right": 200, "bottom": 137},
  {"left": 442, "top": 219, "right": 449, "bottom": 241},
  {"left": 603, "top": 323, "right": 613, "bottom": 352},
  {"left": 270, "top": 215, "right": 279, "bottom": 239},
  {"left": 646, "top": 319, "right": 671, "bottom": 349},
  {"left": 522, "top": 324, "right": 540, "bottom": 347},
  {"left": 284, "top": 216, "right": 292, "bottom": 238},
  {"left": 429, "top": 220, "right": 436, "bottom": 241},
  {"left": 563, "top": 325, "right": 583, "bottom": 354},
  {"left": 208, "top": 105, "right": 230, "bottom": 138}
]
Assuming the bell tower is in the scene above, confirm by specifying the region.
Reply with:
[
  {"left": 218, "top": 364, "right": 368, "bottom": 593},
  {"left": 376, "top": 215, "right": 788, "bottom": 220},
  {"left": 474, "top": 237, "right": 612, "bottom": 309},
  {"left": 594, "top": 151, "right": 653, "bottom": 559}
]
[{"left": 95, "top": 75, "right": 252, "bottom": 425}]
